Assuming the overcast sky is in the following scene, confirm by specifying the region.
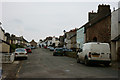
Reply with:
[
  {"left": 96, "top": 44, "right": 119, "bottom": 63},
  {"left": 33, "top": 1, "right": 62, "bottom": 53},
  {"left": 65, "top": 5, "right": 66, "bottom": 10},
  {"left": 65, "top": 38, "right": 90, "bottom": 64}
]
[{"left": 0, "top": 0, "right": 119, "bottom": 42}]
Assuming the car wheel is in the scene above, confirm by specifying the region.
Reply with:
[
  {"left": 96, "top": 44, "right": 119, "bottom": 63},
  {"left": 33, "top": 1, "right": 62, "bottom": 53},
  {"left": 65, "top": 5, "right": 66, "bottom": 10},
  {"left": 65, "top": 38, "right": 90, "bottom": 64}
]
[
  {"left": 61, "top": 54, "right": 63, "bottom": 56},
  {"left": 104, "top": 63, "right": 110, "bottom": 67},
  {"left": 84, "top": 58, "right": 90, "bottom": 66},
  {"left": 77, "top": 56, "right": 80, "bottom": 63},
  {"left": 53, "top": 54, "right": 55, "bottom": 56},
  {"left": 25, "top": 57, "right": 28, "bottom": 60}
]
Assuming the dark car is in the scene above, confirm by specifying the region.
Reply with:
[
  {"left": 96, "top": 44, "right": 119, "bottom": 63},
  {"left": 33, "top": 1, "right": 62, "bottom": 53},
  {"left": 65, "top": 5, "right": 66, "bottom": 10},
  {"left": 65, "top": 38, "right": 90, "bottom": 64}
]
[
  {"left": 53, "top": 48, "right": 64, "bottom": 56},
  {"left": 26, "top": 48, "right": 32, "bottom": 53},
  {"left": 63, "top": 48, "right": 73, "bottom": 52},
  {"left": 62, "top": 48, "right": 73, "bottom": 55}
]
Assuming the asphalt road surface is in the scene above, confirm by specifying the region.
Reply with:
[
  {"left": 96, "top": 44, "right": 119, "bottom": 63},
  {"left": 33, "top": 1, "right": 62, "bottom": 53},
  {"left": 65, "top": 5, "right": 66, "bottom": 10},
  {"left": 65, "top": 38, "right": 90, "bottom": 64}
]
[{"left": 16, "top": 48, "right": 119, "bottom": 78}]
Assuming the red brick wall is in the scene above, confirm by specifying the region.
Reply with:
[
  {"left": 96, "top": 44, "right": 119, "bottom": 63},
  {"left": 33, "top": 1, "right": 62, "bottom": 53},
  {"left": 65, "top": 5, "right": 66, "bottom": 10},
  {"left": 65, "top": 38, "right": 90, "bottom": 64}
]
[{"left": 86, "top": 15, "right": 111, "bottom": 43}]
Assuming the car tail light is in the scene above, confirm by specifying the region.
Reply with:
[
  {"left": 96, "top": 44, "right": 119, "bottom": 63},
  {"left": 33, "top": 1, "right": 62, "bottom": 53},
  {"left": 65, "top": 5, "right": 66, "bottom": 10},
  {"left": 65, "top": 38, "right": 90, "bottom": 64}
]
[{"left": 89, "top": 52, "right": 91, "bottom": 58}]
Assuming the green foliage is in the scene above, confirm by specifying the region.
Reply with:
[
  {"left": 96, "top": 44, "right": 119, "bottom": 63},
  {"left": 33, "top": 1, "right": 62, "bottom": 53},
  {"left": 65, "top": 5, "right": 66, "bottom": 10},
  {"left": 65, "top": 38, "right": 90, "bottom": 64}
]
[{"left": 10, "top": 44, "right": 25, "bottom": 52}]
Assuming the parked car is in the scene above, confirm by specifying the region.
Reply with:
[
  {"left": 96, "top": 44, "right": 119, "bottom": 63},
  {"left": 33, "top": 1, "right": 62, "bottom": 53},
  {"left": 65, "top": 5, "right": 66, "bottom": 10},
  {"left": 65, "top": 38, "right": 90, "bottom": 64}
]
[
  {"left": 14, "top": 48, "right": 28, "bottom": 59},
  {"left": 49, "top": 47, "right": 54, "bottom": 51},
  {"left": 63, "top": 48, "right": 73, "bottom": 52},
  {"left": 67, "top": 49, "right": 73, "bottom": 52},
  {"left": 44, "top": 46, "right": 47, "bottom": 49},
  {"left": 26, "top": 48, "right": 32, "bottom": 53},
  {"left": 53, "top": 48, "right": 64, "bottom": 56},
  {"left": 47, "top": 46, "right": 50, "bottom": 49},
  {"left": 30, "top": 46, "right": 36, "bottom": 49},
  {"left": 77, "top": 42, "right": 111, "bottom": 66}
]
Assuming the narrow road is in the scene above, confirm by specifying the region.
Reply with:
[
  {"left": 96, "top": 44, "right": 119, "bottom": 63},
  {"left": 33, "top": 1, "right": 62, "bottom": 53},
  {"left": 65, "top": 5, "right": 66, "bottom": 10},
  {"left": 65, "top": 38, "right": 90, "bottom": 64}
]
[{"left": 16, "top": 48, "right": 119, "bottom": 78}]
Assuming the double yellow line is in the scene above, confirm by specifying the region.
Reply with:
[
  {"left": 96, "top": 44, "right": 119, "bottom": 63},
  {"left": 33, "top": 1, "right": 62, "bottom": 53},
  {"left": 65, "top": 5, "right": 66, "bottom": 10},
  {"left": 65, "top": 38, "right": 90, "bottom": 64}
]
[{"left": 16, "top": 61, "right": 23, "bottom": 78}]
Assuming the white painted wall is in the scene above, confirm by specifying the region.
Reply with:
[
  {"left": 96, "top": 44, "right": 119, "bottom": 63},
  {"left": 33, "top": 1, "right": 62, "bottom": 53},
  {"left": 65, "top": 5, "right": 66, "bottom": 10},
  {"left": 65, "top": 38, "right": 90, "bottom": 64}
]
[
  {"left": 0, "top": 27, "right": 4, "bottom": 40},
  {"left": 111, "top": 9, "right": 120, "bottom": 40},
  {"left": 111, "top": 8, "right": 120, "bottom": 61}
]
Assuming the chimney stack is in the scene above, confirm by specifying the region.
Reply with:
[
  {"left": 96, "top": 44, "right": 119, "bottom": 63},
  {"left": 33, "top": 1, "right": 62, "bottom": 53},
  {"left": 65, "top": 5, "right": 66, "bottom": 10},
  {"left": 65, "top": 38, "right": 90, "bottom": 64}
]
[
  {"left": 97, "top": 4, "right": 111, "bottom": 14},
  {"left": 88, "top": 10, "right": 97, "bottom": 21}
]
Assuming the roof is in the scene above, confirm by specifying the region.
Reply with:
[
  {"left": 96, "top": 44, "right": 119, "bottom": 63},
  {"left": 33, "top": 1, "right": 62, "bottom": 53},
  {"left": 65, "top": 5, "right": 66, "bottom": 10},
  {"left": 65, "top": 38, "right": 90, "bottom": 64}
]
[
  {"left": 111, "top": 34, "right": 120, "bottom": 41},
  {"left": 0, "top": 39, "right": 10, "bottom": 45},
  {"left": 79, "top": 5, "right": 111, "bottom": 32},
  {"left": 30, "top": 40, "right": 37, "bottom": 44},
  {"left": 70, "top": 34, "right": 76, "bottom": 39},
  {"left": 0, "top": 26, "right": 5, "bottom": 33},
  {"left": 10, "top": 36, "right": 28, "bottom": 42},
  {"left": 83, "top": 13, "right": 111, "bottom": 30}
]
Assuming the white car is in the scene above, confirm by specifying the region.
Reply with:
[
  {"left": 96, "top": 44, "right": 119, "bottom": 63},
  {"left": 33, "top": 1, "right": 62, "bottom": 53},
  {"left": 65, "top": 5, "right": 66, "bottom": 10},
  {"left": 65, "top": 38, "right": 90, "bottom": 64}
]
[
  {"left": 77, "top": 42, "right": 111, "bottom": 66},
  {"left": 14, "top": 48, "right": 28, "bottom": 59}
]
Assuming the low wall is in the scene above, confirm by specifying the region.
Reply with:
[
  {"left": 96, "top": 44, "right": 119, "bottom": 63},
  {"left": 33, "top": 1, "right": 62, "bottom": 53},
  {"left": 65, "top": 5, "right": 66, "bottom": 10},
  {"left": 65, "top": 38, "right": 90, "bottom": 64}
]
[{"left": 1, "top": 53, "right": 14, "bottom": 64}]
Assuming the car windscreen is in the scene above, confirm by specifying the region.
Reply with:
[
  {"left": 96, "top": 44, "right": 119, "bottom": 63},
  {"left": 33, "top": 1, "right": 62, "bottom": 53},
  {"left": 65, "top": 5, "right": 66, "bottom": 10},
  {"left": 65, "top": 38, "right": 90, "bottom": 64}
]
[
  {"left": 15, "top": 49, "right": 26, "bottom": 52},
  {"left": 56, "top": 49, "right": 63, "bottom": 51}
]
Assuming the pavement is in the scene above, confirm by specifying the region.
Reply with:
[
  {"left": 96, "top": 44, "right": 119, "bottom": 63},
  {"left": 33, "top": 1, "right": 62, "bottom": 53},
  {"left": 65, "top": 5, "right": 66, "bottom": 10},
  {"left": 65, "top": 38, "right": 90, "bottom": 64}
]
[{"left": 2, "top": 60, "right": 23, "bottom": 80}]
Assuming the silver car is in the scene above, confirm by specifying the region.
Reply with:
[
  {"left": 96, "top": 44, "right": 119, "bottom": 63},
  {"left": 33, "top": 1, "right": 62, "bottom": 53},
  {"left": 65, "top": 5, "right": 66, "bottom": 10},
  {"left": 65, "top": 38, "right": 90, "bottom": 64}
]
[{"left": 14, "top": 48, "right": 28, "bottom": 59}]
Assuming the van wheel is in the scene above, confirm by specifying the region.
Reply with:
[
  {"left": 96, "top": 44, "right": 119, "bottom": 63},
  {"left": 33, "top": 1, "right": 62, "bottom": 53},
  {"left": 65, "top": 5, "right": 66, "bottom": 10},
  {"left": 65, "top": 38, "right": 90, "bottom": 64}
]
[
  {"left": 25, "top": 57, "right": 28, "bottom": 60},
  {"left": 84, "top": 58, "right": 90, "bottom": 66},
  {"left": 104, "top": 63, "right": 110, "bottom": 67},
  {"left": 77, "top": 56, "right": 80, "bottom": 63}
]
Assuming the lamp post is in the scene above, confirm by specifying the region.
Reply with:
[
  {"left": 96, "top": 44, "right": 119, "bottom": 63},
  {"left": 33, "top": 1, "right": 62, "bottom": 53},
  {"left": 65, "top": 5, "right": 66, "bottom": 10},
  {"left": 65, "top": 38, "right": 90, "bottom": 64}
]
[{"left": 63, "top": 30, "right": 66, "bottom": 48}]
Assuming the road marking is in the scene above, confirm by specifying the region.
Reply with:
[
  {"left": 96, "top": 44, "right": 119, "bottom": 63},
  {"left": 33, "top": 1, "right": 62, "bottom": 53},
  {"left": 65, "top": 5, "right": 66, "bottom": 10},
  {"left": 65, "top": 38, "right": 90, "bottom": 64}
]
[
  {"left": 70, "top": 64, "right": 74, "bottom": 65},
  {"left": 65, "top": 70, "right": 70, "bottom": 72},
  {"left": 17, "top": 65, "right": 22, "bottom": 73},
  {"left": 16, "top": 61, "right": 23, "bottom": 78}
]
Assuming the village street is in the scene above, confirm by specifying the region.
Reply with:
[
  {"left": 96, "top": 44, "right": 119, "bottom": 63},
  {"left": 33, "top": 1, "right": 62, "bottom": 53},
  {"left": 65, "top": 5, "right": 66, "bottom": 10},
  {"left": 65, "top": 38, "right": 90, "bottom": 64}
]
[{"left": 14, "top": 48, "right": 119, "bottom": 79}]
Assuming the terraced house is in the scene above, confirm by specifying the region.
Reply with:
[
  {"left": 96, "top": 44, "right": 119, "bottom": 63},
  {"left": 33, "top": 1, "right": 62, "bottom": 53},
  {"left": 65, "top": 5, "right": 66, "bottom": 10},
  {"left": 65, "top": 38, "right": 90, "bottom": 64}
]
[{"left": 0, "top": 22, "right": 10, "bottom": 53}]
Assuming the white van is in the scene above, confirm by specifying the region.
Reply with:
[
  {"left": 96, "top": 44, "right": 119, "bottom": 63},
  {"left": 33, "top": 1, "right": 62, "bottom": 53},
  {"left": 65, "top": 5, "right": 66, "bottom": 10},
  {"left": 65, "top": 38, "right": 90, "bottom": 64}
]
[{"left": 77, "top": 42, "right": 111, "bottom": 66}]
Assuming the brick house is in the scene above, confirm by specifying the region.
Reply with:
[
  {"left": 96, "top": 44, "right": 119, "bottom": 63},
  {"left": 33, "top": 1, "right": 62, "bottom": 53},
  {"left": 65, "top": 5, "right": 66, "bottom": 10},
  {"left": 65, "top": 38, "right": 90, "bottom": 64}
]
[{"left": 84, "top": 4, "right": 111, "bottom": 43}]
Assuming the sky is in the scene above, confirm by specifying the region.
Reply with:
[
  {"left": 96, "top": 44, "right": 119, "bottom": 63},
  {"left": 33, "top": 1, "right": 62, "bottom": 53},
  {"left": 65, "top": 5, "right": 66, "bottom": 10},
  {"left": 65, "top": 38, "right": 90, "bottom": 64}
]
[{"left": 0, "top": 0, "right": 119, "bottom": 42}]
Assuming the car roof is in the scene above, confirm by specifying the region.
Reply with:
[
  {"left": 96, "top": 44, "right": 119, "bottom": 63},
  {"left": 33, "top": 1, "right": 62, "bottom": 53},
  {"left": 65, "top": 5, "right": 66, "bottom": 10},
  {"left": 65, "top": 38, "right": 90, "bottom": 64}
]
[
  {"left": 16, "top": 48, "right": 25, "bottom": 49},
  {"left": 55, "top": 48, "right": 63, "bottom": 49}
]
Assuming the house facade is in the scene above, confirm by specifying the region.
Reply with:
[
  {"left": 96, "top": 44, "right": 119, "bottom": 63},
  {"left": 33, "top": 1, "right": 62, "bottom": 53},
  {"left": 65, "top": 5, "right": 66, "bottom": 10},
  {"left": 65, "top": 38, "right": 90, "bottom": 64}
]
[
  {"left": 70, "top": 34, "right": 77, "bottom": 51},
  {"left": 76, "top": 27, "right": 85, "bottom": 50},
  {"left": 111, "top": 8, "right": 120, "bottom": 61},
  {"left": 59, "top": 35, "right": 64, "bottom": 47},
  {"left": 8, "top": 35, "right": 28, "bottom": 47},
  {"left": 30, "top": 39, "right": 37, "bottom": 47},
  {"left": 0, "top": 23, "right": 10, "bottom": 53},
  {"left": 52, "top": 36, "right": 59, "bottom": 47},
  {"left": 64, "top": 28, "right": 77, "bottom": 49}
]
